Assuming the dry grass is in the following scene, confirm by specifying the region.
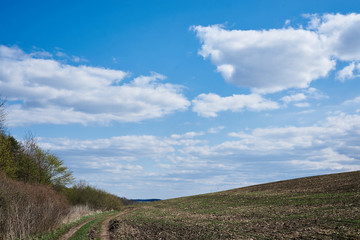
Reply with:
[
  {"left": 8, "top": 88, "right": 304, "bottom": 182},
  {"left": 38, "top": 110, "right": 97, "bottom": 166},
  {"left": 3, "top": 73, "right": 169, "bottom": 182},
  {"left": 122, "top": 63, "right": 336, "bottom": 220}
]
[
  {"left": 61, "top": 205, "right": 101, "bottom": 225},
  {"left": 110, "top": 171, "right": 360, "bottom": 239}
]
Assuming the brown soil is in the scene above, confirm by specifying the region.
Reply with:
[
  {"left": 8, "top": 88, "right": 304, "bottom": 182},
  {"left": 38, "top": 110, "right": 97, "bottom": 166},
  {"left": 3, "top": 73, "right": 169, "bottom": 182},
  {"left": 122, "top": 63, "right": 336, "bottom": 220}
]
[
  {"left": 108, "top": 208, "right": 137, "bottom": 240},
  {"left": 109, "top": 171, "right": 360, "bottom": 239},
  {"left": 99, "top": 212, "right": 125, "bottom": 240}
]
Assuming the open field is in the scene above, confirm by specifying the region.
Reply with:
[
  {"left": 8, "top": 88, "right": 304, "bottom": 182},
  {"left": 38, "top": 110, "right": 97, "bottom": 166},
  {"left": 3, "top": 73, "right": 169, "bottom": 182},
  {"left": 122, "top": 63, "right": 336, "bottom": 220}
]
[{"left": 109, "top": 171, "right": 360, "bottom": 239}]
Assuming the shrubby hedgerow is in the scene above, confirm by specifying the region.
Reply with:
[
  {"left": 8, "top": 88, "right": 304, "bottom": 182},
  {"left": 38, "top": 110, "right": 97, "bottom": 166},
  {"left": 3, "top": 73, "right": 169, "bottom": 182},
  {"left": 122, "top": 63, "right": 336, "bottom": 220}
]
[
  {"left": 0, "top": 172, "right": 71, "bottom": 239},
  {"left": 0, "top": 97, "right": 127, "bottom": 239}
]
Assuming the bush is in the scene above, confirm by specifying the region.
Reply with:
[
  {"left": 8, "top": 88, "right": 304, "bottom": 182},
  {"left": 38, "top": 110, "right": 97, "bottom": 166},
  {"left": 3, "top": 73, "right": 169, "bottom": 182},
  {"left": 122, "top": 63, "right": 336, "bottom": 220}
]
[
  {"left": 63, "top": 181, "right": 123, "bottom": 211},
  {"left": 0, "top": 172, "right": 70, "bottom": 239}
]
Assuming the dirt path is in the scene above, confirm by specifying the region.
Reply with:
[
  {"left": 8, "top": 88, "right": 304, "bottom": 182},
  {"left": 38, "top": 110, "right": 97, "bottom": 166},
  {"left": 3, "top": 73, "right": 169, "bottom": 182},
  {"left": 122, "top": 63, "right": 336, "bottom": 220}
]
[
  {"left": 100, "top": 209, "right": 134, "bottom": 240},
  {"left": 99, "top": 213, "right": 120, "bottom": 240},
  {"left": 58, "top": 210, "right": 130, "bottom": 240},
  {"left": 59, "top": 217, "right": 95, "bottom": 240}
]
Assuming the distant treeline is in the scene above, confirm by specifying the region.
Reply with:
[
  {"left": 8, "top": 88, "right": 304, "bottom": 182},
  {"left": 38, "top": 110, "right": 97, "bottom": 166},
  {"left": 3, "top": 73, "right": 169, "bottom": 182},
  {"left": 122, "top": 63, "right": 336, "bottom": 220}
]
[
  {"left": 0, "top": 97, "right": 134, "bottom": 239},
  {"left": 132, "top": 199, "right": 162, "bottom": 202}
]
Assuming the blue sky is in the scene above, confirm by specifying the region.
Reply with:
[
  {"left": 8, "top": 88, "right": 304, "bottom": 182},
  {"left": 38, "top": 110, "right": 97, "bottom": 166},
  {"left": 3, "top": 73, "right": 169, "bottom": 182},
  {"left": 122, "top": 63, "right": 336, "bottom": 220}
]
[{"left": 1, "top": 0, "right": 360, "bottom": 199}]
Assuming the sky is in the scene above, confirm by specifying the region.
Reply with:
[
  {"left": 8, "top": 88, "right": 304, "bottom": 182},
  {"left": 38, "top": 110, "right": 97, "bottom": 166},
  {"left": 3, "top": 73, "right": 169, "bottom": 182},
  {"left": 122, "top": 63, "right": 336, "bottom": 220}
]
[{"left": 1, "top": 0, "right": 360, "bottom": 199}]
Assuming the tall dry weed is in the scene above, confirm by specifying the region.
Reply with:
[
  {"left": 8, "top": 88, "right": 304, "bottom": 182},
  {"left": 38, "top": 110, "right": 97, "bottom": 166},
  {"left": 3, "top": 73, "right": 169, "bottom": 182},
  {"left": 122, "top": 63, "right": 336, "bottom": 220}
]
[
  {"left": 61, "top": 204, "right": 100, "bottom": 225},
  {"left": 0, "top": 172, "right": 70, "bottom": 239}
]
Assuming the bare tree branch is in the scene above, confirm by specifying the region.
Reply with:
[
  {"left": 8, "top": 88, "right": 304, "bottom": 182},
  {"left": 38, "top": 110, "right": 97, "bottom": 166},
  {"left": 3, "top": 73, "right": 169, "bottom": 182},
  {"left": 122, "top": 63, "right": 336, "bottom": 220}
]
[{"left": 0, "top": 97, "right": 7, "bottom": 131}]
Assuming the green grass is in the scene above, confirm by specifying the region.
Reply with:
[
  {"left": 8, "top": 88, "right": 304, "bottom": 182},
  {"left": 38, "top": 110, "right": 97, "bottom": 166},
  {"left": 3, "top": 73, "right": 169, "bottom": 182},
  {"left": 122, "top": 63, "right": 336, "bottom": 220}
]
[
  {"left": 110, "top": 171, "right": 360, "bottom": 239},
  {"left": 69, "top": 211, "right": 118, "bottom": 240},
  {"left": 30, "top": 212, "right": 103, "bottom": 240}
]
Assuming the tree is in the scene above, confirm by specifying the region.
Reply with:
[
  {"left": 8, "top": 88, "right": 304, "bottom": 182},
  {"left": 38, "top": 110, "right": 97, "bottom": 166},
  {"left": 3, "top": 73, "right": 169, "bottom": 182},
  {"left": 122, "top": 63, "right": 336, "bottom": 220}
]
[
  {"left": 19, "top": 134, "right": 74, "bottom": 187},
  {"left": 0, "top": 97, "right": 6, "bottom": 132},
  {"left": 0, "top": 97, "right": 74, "bottom": 189},
  {"left": 0, "top": 99, "right": 17, "bottom": 177},
  {"left": 12, "top": 134, "right": 74, "bottom": 189},
  {"left": 43, "top": 152, "right": 74, "bottom": 188},
  {"left": 18, "top": 133, "right": 42, "bottom": 183},
  {"left": 0, "top": 134, "right": 17, "bottom": 178}
]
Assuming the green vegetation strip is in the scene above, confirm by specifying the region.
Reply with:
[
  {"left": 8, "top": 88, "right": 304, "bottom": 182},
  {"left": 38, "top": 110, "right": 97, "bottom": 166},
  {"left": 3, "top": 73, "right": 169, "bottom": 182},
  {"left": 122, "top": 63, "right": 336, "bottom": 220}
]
[
  {"left": 69, "top": 211, "right": 118, "bottom": 240},
  {"left": 30, "top": 212, "right": 103, "bottom": 240}
]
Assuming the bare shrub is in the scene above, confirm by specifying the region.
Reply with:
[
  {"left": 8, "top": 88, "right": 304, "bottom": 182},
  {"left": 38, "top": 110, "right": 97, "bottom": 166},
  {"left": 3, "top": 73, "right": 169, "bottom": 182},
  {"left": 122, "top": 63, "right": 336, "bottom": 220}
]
[
  {"left": 0, "top": 172, "right": 70, "bottom": 239},
  {"left": 0, "top": 97, "right": 6, "bottom": 131}
]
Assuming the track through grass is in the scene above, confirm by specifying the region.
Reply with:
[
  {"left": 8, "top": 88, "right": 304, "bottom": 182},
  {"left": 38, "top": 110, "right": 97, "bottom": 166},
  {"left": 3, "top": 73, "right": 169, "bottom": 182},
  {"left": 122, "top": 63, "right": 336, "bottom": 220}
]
[
  {"left": 30, "top": 212, "right": 102, "bottom": 240},
  {"left": 69, "top": 211, "right": 118, "bottom": 240}
]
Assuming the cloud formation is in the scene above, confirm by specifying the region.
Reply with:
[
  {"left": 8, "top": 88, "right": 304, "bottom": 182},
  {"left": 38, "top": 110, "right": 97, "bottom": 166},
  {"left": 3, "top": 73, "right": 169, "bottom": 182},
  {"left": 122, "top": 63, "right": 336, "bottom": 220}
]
[
  {"left": 336, "top": 62, "right": 360, "bottom": 81},
  {"left": 192, "top": 13, "right": 360, "bottom": 93},
  {"left": 184, "top": 112, "right": 360, "bottom": 173},
  {"left": 281, "top": 93, "right": 307, "bottom": 104},
  {"left": 192, "top": 93, "right": 279, "bottom": 117},
  {"left": 316, "top": 13, "right": 360, "bottom": 61},
  {"left": 38, "top": 112, "right": 360, "bottom": 198},
  {"left": 0, "top": 45, "right": 190, "bottom": 126}
]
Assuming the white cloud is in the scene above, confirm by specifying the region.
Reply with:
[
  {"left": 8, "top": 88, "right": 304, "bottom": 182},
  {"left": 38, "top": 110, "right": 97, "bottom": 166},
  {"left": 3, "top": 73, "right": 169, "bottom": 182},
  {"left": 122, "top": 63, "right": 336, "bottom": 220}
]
[
  {"left": 309, "top": 148, "right": 355, "bottom": 162},
  {"left": 280, "top": 88, "right": 327, "bottom": 108},
  {"left": 54, "top": 48, "right": 87, "bottom": 63},
  {"left": 225, "top": 112, "right": 360, "bottom": 153},
  {"left": 192, "top": 25, "right": 335, "bottom": 93},
  {"left": 216, "top": 64, "right": 235, "bottom": 79},
  {"left": 171, "top": 131, "right": 204, "bottom": 139},
  {"left": 208, "top": 126, "right": 225, "bottom": 134},
  {"left": 173, "top": 116, "right": 360, "bottom": 187},
  {"left": 344, "top": 96, "right": 360, "bottom": 105},
  {"left": 29, "top": 49, "right": 53, "bottom": 58},
  {"left": 281, "top": 93, "right": 307, "bottom": 103},
  {"left": 41, "top": 135, "right": 175, "bottom": 157},
  {"left": 281, "top": 93, "right": 309, "bottom": 108},
  {"left": 304, "top": 13, "right": 321, "bottom": 30},
  {"left": 192, "top": 13, "right": 360, "bottom": 93},
  {"left": 317, "top": 13, "right": 360, "bottom": 61},
  {"left": 290, "top": 148, "right": 359, "bottom": 171},
  {"left": 37, "top": 112, "right": 360, "bottom": 198},
  {"left": 178, "top": 113, "right": 360, "bottom": 163},
  {"left": 192, "top": 93, "right": 279, "bottom": 117},
  {"left": 306, "top": 87, "right": 329, "bottom": 100},
  {"left": 289, "top": 160, "right": 359, "bottom": 171},
  {"left": 217, "top": 113, "right": 360, "bottom": 166},
  {"left": 336, "top": 62, "right": 355, "bottom": 81},
  {"left": 294, "top": 102, "right": 310, "bottom": 108},
  {"left": 183, "top": 113, "right": 360, "bottom": 172},
  {"left": 0, "top": 45, "right": 190, "bottom": 126}
]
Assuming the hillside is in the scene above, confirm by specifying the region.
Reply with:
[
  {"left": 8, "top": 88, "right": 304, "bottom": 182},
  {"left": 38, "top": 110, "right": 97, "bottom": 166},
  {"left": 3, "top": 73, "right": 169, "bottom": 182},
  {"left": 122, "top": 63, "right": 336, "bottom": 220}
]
[{"left": 109, "top": 171, "right": 360, "bottom": 239}]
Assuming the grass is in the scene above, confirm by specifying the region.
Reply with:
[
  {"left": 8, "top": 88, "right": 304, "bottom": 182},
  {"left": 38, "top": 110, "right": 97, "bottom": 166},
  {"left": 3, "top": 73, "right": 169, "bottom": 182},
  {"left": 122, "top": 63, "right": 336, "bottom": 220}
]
[
  {"left": 109, "top": 171, "right": 360, "bottom": 239},
  {"left": 69, "top": 211, "right": 118, "bottom": 240},
  {"left": 30, "top": 212, "right": 104, "bottom": 240}
]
